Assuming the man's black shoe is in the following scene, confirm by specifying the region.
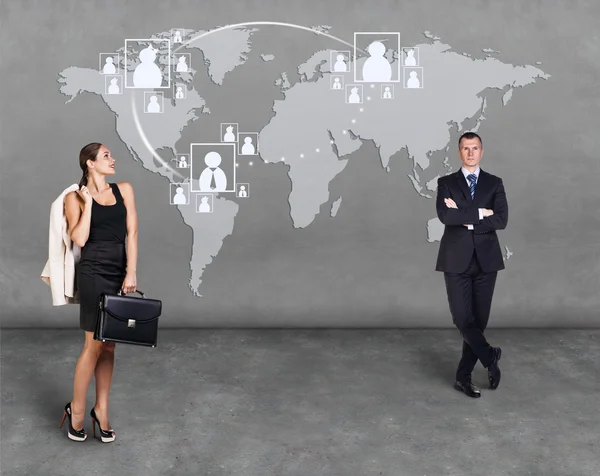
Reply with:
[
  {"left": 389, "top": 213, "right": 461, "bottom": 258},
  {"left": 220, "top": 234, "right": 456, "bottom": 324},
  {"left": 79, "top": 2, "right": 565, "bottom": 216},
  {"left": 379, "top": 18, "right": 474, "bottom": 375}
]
[
  {"left": 453, "top": 380, "right": 481, "bottom": 398},
  {"left": 487, "top": 347, "right": 502, "bottom": 390}
]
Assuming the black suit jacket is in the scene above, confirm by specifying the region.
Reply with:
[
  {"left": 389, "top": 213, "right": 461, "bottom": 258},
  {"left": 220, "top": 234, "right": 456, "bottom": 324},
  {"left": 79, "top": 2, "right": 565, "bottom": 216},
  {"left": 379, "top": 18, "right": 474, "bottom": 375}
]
[{"left": 435, "top": 169, "right": 508, "bottom": 273}]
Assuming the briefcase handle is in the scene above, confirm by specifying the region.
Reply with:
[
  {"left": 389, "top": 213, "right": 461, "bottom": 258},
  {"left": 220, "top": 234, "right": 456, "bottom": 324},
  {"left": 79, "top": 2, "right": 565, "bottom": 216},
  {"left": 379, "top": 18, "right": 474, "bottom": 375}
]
[{"left": 117, "top": 289, "right": 146, "bottom": 298}]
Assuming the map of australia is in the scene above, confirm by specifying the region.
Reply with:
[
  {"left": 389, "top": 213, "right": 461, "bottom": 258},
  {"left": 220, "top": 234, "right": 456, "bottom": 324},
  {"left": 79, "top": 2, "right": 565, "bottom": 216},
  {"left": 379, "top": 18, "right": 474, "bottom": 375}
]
[{"left": 57, "top": 25, "right": 549, "bottom": 297}]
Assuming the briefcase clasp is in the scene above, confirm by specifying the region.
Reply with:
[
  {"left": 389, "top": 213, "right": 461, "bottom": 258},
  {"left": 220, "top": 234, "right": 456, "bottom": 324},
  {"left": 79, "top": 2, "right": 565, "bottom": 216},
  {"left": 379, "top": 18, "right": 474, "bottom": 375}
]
[{"left": 128, "top": 319, "right": 136, "bottom": 328}]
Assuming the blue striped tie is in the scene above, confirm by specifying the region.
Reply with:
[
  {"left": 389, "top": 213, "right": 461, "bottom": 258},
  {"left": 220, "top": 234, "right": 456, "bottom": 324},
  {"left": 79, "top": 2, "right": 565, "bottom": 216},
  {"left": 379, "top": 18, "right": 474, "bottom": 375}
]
[{"left": 467, "top": 173, "right": 477, "bottom": 199}]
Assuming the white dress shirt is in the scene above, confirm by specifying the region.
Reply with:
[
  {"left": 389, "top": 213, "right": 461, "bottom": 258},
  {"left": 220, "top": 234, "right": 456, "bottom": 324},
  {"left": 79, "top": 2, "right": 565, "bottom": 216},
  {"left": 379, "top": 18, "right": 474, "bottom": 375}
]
[{"left": 461, "top": 166, "right": 484, "bottom": 230}]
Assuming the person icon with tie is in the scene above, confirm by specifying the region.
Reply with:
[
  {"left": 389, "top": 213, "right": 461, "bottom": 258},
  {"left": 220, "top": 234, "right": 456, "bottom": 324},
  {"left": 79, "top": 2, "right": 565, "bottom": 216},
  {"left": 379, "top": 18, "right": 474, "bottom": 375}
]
[
  {"left": 175, "top": 86, "right": 184, "bottom": 99},
  {"left": 173, "top": 186, "right": 187, "bottom": 204},
  {"left": 382, "top": 86, "right": 392, "bottom": 99},
  {"left": 199, "top": 151, "right": 227, "bottom": 192},
  {"left": 198, "top": 196, "right": 211, "bottom": 213},
  {"left": 332, "top": 77, "right": 342, "bottom": 90},
  {"left": 173, "top": 30, "right": 183, "bottom": 44},
  {"left": 238, "top": 185, "right": 248, "bottom": 197},
  {"left": 178, "top": 156, "right": 188, "bottom": 168}
]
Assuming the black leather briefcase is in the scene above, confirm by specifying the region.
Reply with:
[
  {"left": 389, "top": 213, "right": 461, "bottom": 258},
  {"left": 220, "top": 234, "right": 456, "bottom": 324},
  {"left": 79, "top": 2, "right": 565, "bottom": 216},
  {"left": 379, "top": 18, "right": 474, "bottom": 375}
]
[{"left": 94, "top": 290, "right": 161, "bottom": 347}]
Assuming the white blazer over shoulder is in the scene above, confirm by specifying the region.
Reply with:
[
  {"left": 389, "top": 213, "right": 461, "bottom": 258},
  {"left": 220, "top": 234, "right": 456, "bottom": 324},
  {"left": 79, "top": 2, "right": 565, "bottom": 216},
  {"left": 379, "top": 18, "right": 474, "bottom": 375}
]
[{"left": 40, "top": 183, "right": 82, "bottom": 306}]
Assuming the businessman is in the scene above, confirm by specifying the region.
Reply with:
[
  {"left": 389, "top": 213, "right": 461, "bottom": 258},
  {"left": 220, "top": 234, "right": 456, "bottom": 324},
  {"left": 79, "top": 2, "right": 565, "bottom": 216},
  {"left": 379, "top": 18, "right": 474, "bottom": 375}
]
[{"left": 435, "top": 132, "right": 508, "bottom": 398}]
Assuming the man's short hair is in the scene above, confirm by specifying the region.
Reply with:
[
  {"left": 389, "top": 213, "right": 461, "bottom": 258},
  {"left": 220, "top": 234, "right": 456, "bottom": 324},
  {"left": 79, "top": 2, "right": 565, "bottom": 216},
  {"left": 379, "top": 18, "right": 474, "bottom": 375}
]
[{"left": 458, "top": 132, "right": 482, "bottom": 148}]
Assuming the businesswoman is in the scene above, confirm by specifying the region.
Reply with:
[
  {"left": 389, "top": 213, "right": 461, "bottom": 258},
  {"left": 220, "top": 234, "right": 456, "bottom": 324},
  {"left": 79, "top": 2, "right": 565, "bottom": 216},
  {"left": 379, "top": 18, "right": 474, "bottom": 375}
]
[{"left": 59, "top": 142, "right": 138, "bottom": 442}]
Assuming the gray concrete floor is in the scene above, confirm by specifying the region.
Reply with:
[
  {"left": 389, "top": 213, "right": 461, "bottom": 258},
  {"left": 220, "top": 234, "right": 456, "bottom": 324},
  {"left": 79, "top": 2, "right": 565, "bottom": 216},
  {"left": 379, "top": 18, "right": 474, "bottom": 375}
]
[{"left": 1, "top": 329, "right": 599, "bottom": 476}]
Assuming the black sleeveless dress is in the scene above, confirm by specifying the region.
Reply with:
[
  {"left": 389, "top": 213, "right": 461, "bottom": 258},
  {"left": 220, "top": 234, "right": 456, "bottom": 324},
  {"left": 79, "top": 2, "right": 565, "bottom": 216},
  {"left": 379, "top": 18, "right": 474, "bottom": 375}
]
[{"left": 76, "top": 183, "right": 128, "bottom": 332}]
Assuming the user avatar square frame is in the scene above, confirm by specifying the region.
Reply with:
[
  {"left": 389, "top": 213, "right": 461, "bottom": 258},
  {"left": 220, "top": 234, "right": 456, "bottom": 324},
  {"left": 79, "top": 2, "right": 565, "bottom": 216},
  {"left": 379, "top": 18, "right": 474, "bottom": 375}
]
[
  {"left": 380, "top": 84, "right": 394, "bottom": 99},
  {"left": 195, "top": 193, "right": 214, "bottom": 213},
  {"left": 190, "top": 142, "right": 236, "bottom": 193},
  {"left": 236, "top": 183, "right": 250, "bottom": 198},
  {"left": 402, "top": 46, "right": 419, "bottom": 66},
  {"left": 237, "top": 132, "right": 259, "bottom": 156},
  {"left": 169, "top": 182, "right": 190, "bottom": 205},
  {"left": 330, "top": 75, "right": 345, "bottom": 90},
  {"left": 330, "top": 50, "right": 351, "bottom": 73},
  {"left": 99, "top": 53, "right": 120, "bottom": 74},
  {"left": 174, "top": 153, "right": 190, "bottom": 168},
  {"left": 173, "top": 53, "right": 192, "bottom": 72},
  {"left": 403, "top": 67, "right": 424, "bottom": 88},
  {"left": 353, "top": 32, "right": 401, "bottom": 83},
  {"left": 124, "top": 38, "right": 171, "bottom": 89},
  {"left": 220, "top": 123, "right": 239, "bottom": 143},
  {"left": 143, "top": 91, "right": 164, "bottom": 113},
  {"left": 104, "top": 75, "right": 123, "bottom": 95},
  {"left": 345, "top": 84, "right": 364, "bottom": 104},
  {"left": 171, "top": 28, "right": 186, "bottom": 44},
  {"left": 174, "top": 83, "right": 187, "bottom": 99}
]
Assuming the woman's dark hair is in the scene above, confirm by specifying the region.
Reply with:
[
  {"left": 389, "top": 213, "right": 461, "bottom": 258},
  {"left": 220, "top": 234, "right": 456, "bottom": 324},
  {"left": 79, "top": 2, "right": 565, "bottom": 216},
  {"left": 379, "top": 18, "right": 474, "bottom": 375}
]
[{"left": 79, "top": 142, "right": 102, "bottom": 187}]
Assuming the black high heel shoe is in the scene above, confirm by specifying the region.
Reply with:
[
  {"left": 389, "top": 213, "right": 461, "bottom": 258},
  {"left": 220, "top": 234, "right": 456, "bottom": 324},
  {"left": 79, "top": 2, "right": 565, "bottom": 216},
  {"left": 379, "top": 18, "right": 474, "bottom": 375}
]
[
  {"left": 90, "top": 407, "right": 115, "bottom": 443},
  {"left": 59, "top": 402, "right": 87, "bottom": 441}
]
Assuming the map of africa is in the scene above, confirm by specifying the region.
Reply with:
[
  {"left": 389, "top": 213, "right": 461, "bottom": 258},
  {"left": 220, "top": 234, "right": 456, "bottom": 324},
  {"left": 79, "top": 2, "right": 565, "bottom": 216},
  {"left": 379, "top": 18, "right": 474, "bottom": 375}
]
[{"left": 57, "top": 25, "right": 549, "bottom": 296}]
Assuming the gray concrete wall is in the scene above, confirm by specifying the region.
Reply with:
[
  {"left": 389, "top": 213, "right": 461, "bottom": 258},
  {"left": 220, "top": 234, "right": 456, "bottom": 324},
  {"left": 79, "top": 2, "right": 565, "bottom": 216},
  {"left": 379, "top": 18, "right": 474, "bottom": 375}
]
[{"left": 1, "top": 0, "right": 599, "bottom": 327}]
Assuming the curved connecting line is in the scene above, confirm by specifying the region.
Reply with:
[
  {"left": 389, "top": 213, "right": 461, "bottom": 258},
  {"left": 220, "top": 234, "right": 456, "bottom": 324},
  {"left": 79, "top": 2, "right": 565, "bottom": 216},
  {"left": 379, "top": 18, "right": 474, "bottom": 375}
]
[{"left": 132, "top": 21, "right": 366, "bottom": 180}]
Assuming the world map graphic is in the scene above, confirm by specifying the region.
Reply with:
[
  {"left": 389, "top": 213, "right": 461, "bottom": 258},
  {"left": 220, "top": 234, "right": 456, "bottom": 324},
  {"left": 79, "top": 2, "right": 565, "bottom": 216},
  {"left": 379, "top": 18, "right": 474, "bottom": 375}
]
[{"left": 57, "top": 24, "right": 549, "bottom": 296}]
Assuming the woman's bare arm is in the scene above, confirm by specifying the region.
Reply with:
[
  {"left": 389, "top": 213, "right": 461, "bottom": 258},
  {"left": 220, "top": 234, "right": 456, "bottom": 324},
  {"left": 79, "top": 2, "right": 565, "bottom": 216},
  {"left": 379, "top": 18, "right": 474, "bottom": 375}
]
[
  {"left": 119, "top": 182, "right": 138, "bottom": 275},
  {"left": 65, "top": 192, "right": 92, "bottom": 248}
]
